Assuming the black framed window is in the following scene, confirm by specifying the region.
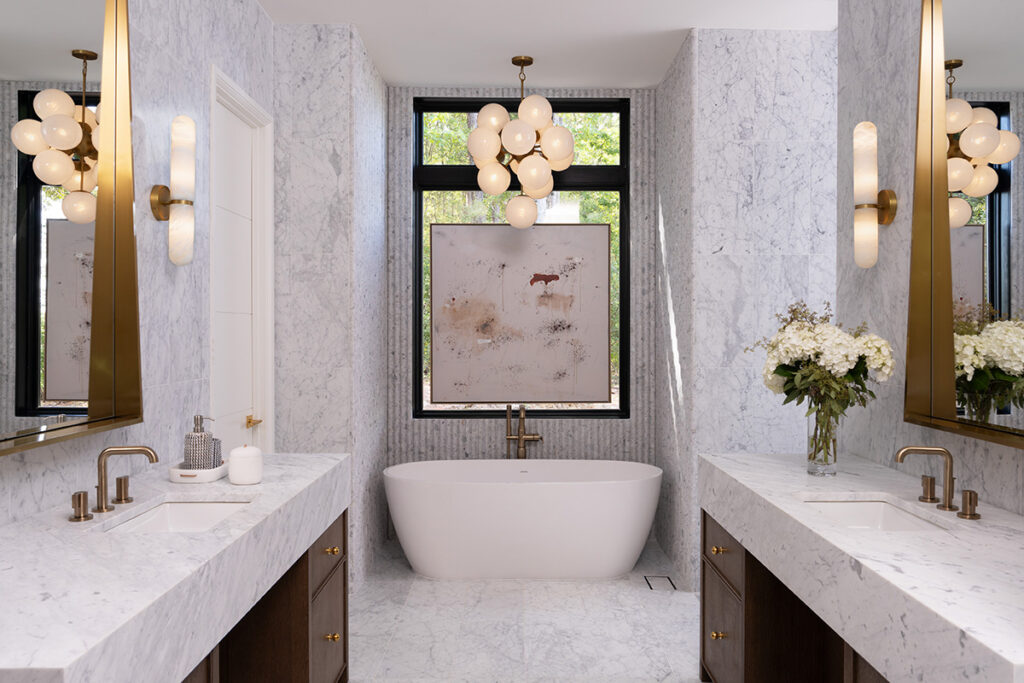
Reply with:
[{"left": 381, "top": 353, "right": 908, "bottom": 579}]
[
  {"left": 15, "top": 89, "right": 99, "bottom": 417},
  {"left": 413, "top": 97, "right": 630, "bottom": 419}
]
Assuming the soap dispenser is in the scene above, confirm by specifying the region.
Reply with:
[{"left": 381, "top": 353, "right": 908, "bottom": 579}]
[{"left": 184, "top": 415, "right": 215, "bottom": 469}]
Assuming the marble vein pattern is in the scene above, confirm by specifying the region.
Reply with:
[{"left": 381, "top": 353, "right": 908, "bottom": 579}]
[
  {"left": 699, "top": 451, "right": 1024, "bottom": 682},
  {"left": 349, "top": 541, "right": 700, "bottom": 682},
  {"left": 0, "top": 453, "right": 350, "bottom": 683},
  {"left": 654, "top": 28, "right": 838, "bottom": 591},
  {"left": 837, "top": 0, "right": 1024, "bottom": 516},
  {"left": 0, "top": 0, "right": 275, "bottom": 527},
  {"left": 274, "top": 24, "right": 388, "bottom": 592}
]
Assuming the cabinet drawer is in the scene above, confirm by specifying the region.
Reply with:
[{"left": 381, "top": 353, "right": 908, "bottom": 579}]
[
  {"left": 310, "top": 562, "right": 347, "bottom": 683},
  {"left": 310, "top": 512, "right": 347, "bottom": 598},
  {"left": 701, "top": 561, "right": 743, "bottom": 683},
  {"left": 702, "top": 511, "right": 743, "bottom": 596}
]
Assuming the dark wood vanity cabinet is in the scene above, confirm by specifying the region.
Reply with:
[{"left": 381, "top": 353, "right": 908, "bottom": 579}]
[
  {"left": 214, "top": 510, "right": 349, "bottom": 683},
  {"left": 700, "top": 510, "right": 886, "bottom": 683}
]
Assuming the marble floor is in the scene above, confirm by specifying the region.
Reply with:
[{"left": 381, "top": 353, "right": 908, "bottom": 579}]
[{"left": 348, "top": 541, "right": 701, "bottom": 682}]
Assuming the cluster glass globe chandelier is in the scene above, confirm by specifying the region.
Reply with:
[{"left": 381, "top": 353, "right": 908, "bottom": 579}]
[
  {"left": 466, "top": 56, "right": 575, "bottom": 229},
  {"left": 945, "top": 59, "right": 1021, "bottom": 229},
  {"left": 9, "top": 50, "right": 101, "bottom": 224}
]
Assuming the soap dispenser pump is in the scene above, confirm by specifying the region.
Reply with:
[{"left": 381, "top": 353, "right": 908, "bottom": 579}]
[{"left": 184, "top": 415, "right": 215, "bottom": 469}]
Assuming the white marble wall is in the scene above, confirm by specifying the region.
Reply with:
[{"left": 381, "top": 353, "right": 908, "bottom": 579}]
[
  {"left": 274, "top": 25, "right": 388, "bottom": 589},
  {"left": 0, "top": 0, "right": 274, "bottom": 526},
  {"left": 838, "top": 0, "right": 1024, "bottom": 515},
  {"left": 385, "top": 87, "right": 657, "bottom": 474},
  {"left": 654, "top": 28, "right": 838, "bottom": 589}
]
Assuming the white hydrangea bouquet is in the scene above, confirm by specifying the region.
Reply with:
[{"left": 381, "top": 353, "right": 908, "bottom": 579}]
[
  {"left": 953, "top": 301, "right": 1024, "bottom": 423},
  {"left": 750, "top": 302, "right": 894, "bottom": 476}
]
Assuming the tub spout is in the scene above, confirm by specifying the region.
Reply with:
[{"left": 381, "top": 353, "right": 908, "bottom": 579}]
[{"left": 505, "top": 405, "right": 542, "bottom": 459}]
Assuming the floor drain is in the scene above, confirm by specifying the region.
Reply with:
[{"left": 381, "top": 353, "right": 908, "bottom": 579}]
[{"left": 644, "top": 575, "right": 677, "bottom": 591}]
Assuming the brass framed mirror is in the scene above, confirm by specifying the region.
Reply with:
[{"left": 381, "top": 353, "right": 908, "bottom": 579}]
[
  {"left": 0, "top": 0, "right": 141, "bottom": 455},
  {"left": 907, "top": 0, "right": 1024, "bottom": 448}
]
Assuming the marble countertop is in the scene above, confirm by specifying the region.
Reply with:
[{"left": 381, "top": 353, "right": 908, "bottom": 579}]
[
  {"left": 0, "top": 452, "right": 351, "bottom": 683},
  {"left": 699, "top": 452, "right": 1024, "bottom": 683}
]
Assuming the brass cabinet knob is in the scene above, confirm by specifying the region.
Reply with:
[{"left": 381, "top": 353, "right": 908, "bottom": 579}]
[
  {"left": 710, "top": 631, "right": 727, "bottom": 640},
  {"left": 710, "top": 545, "right": 728, "bottom": 555},
  {"left": 324, "top": 546, "right": 340, "bottom": 556},
  {"left": 324, "top": 633, "right": 340, "bottom": 642}
]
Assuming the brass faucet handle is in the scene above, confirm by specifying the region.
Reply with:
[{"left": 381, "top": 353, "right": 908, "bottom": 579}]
[
  {"left": 69, "top": 491, "right": 93, "bottom": 522},
  {"left": 113, "top": 475, "right": 133, "bottom": 504},
  {"left": 919, "top": 475, "right": 939, "bottom": 503},
  {"left": 957, "top": 490, "right": 981, "bottom": 520}
]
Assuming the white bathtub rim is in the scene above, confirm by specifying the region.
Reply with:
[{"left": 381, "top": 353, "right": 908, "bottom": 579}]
[{"left": 382, "top": 458, "right": 663, "bottom": 484}]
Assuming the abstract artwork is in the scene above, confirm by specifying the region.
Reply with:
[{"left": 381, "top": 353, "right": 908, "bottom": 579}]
[
  {"left": 44, "top": 218, "right": 94, "bottom": 401},
  {"left": 430, "top": 223, "right": 610, "bottom": 403}
]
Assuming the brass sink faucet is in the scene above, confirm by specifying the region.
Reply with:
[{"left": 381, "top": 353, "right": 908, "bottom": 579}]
[
  {"left": 895, "top": 446, "right": 958, "bottom": 511},
  {"left": 505, "top": 405, "right": 542, "bottom": 459},
  {"left": 94, "top": 446, "right": 159, "bottom": 513}
]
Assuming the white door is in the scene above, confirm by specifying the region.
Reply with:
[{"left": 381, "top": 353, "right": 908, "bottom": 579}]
[{"left": 210, "top": 72, "right": 274, "bottom": 453}]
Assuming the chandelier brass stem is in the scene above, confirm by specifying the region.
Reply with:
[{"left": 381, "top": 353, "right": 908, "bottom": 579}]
[{"left": 511, "top": 55, "right": 533, "bottom": 101}]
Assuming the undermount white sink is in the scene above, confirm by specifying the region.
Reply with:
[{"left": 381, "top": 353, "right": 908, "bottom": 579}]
[
  {"left": 108, "top": 502, "right": 249, "bottom": 533},
  {"left": 805, "top": 500, "right": 942, "bottom": 531}
]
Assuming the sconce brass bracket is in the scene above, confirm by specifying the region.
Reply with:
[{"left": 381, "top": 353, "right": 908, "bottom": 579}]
[
  {"left": 149, "top": 184, "right": 194, "bottom": 221},
  {"left": 855, "top": 189, "right": 898, "bottom": 226},
  {"left": 876, "top": 189, "right": 898, "bottom": 225}
]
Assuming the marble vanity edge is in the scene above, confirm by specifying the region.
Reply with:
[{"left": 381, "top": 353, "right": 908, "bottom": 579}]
[
  {"left": 0, "top": 453, "right": 351, "bottom": 683},
  {"left": 698, "top": 452, "right": 1019, "bottom": 683}
]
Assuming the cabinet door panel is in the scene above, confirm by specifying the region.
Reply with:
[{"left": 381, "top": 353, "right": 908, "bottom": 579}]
[
  {"left": 311, "top": 562, "right": 347, "bottom": 683},
  {"left": 703, "top": 512, "right": 744, "bottom": 596},
  {"left": 310, "top": 512, "right": 348, "bottom": 599},
  {"left": 701, "top": 561, "right": 743, "bottom": 683}
]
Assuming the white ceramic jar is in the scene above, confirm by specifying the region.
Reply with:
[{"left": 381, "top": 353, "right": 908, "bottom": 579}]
[{"left": 228, "top": 445, "right": 263, "bottom": 485}]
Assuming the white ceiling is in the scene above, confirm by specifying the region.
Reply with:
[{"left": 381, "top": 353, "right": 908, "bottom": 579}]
[
  {"left": 256, "top": 0, "right": 838, "bottom": 88},
  {"left": 945, "top": 2, "right": 1024, "bottom": 92},
  {"left": 0, "top": 0, "right": 104, "bottom": 82}
]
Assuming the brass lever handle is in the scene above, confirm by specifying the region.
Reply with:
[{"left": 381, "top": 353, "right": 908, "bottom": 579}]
[
  {"left": 324, "top": 633, "right": 340, "bottom": 642},
  {"left": 711, "top": 545, "right": 728, "bottom": 555},
  {"left": 246, "top": 415, "right": 263, "bottom": 429},
  {"left": 324, "top": 546, "right": 340, "bottom": 556},
  {"left": 710, "top": 631, "right": 727, "bottom": 640}
]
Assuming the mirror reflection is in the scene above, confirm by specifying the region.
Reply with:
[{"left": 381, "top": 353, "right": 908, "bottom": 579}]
[
  {"left": 1, "top": 2, "right": 105, "bottom": 437},
  {"left": 944, "top": 3, "right": 1024, "bottom": 430}
]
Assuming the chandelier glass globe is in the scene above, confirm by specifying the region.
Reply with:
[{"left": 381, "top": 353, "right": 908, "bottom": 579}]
[
  {"left": 477, "top": 103, "right": 510, "bottom": 132},
  {"left": 478, "top": 162, "right": 511, "bottom": 196},
  {"left": 506, "top": 194, "right": 538, "bottom": 229},
  {"left": 33, "top": 149, "right": 75, "bottom": 185},
  {"left": 10, "top": 119, "right": 48, "bottom": 155},
  {"left": 946, "top": 157, "right": 973, "bottom": 192},
  {"left": 948, "top": 197, "right": 972, "bottom": 229},
  {"left": 959, "top": 122, "right": 1001, "bottom": 159},
  {"left": 41, "top": 113, "right": 83, "bottom": 150},
  {"left": 33, "top": 89, "right": 75, "bottom": 119},
  {"left": 62, "top": 191, "right": 97, "bottom": 224},
  {"left": 962, "top": 164, "right": 998, "bottom": 198}
]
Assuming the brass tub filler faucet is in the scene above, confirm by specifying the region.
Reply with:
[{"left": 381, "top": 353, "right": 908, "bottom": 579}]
[{"left": 505, "top": 405, "right": 542, "bottom": 459}]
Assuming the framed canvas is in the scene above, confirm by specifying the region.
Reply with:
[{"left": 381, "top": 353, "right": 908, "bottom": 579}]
[
  {"left": 430, "top": 223, "right": 610, "bottom": 403},
  {"left": 43, "top": 218, "right": 94, "bottom": 402}
]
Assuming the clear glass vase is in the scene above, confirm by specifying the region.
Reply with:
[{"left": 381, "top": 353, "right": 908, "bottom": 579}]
[{"left": 807, "top": 412, "right": 841, "bottom": 476}]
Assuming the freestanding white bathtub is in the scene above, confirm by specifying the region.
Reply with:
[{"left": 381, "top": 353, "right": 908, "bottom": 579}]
[{"left": 383, "top": 459, "right": 662, "bottom": 579}]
